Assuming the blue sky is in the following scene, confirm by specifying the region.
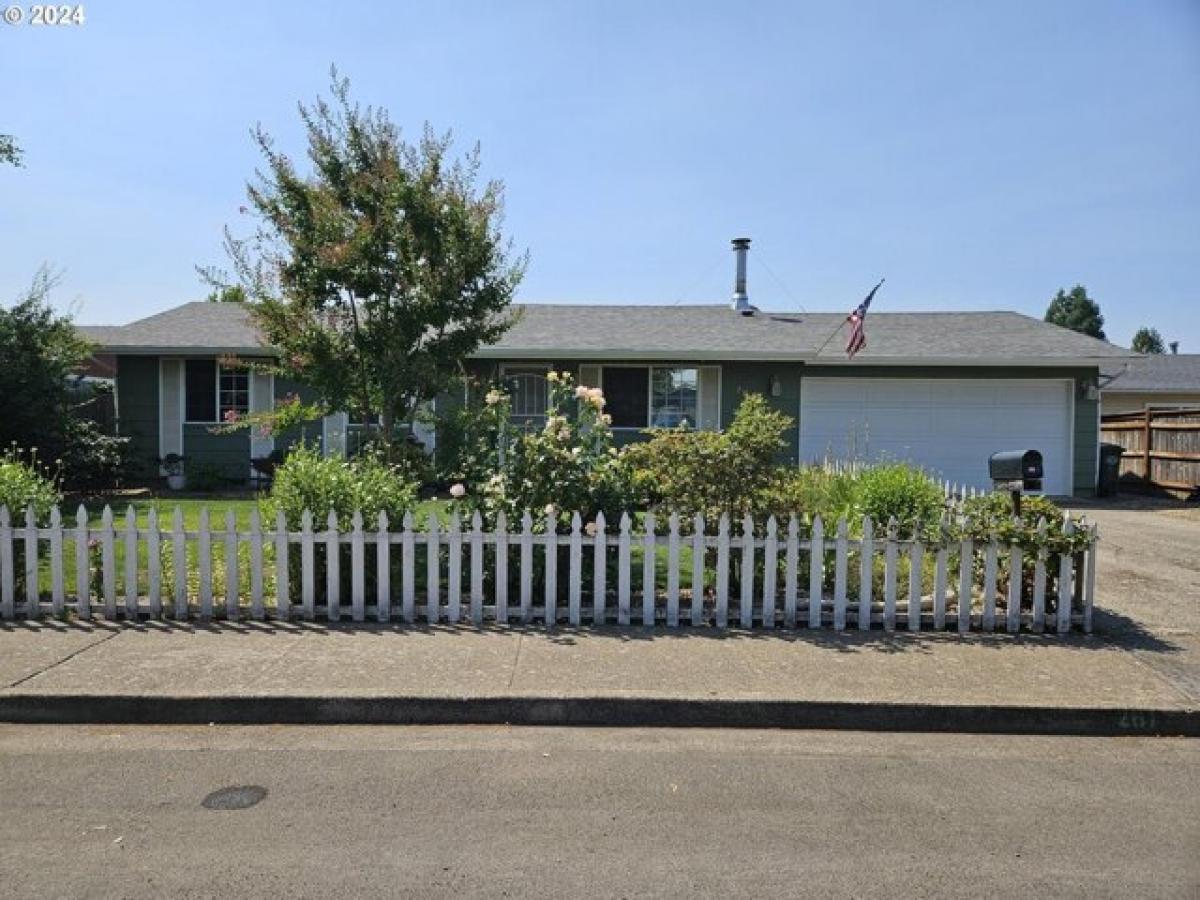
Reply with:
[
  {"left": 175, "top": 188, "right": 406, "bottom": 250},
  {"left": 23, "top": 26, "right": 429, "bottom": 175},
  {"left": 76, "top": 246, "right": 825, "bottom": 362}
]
[{"left": 2, "top": 1, "right": 1197, "bottom": 349}]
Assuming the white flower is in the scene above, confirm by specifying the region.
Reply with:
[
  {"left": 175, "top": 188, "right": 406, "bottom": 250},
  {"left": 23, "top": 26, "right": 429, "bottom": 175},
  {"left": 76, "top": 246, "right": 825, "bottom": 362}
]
[
  {"left": 544, "top": 503, "right": 556, "bottom": 517},
  {"left": 601, "top": 413, "right": 612, "bottom": 426},
  {"left": 449, "top": 483, "right": 466, "bottom": 498},
  {"left": 585, "top": 522, "right": 598, "bottom": 537},
  {"left": 574, "top": 385, "right": 589, "bottom": 399},
  {"left": 586, "top": 388, "right": 605, "bottom": 408},
  {"left": 485, "top": 389, "right": 504, "bottom": 406},
  {"left": 546, "top": 371, "right": 560, "bottom": 383}
]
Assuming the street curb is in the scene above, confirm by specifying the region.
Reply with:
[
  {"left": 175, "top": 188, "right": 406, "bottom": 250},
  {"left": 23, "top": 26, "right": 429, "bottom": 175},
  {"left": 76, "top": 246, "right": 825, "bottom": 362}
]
[{"left": 1, "top": 695, "right": 1197, "bottom": 736}]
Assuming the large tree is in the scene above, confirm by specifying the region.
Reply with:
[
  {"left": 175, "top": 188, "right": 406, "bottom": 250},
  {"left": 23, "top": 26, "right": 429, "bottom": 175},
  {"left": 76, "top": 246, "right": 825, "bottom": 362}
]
[
  {"left": 209, "top": 70, "right": 526, "bottom": 451},
  {"left": 1044, "top": 285, "right": 1105, "bottom": 340},
  {"left": 1130, "top": 326, "right": 1165, "bottom": 354}
]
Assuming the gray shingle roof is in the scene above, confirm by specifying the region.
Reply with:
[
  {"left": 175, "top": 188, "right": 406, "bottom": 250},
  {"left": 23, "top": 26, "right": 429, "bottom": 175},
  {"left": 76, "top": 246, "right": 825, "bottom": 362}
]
[
  {"left": 1101, "top": 354, "right": 1200, "bottom": 392},
  {"left": 77, "top": 302, "right": 264, "bottom": 354},
  {"left": 81, "top": 300, "right": 1131, "bottom": 363},
  {"left": 480, "top": 304, "right": 1132, "bottom": 362}
]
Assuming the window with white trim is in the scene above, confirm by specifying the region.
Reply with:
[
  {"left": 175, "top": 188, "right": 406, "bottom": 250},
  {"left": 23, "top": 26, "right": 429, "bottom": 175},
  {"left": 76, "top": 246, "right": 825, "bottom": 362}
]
[
  {"left": 602, "top": 366, "right": 699, "bottom": 428},
  {"left": 184, "top": 359, "right": 249, "bottom": 423},
  {"left": 502, "top": 367, "right": 550, "bottom": 422}
]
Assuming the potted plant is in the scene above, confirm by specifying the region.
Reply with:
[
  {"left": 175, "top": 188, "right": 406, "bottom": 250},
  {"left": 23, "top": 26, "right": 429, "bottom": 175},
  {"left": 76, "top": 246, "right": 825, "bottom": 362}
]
[{"left": 160, "top": 453, "right": 186, "bottom": 491}]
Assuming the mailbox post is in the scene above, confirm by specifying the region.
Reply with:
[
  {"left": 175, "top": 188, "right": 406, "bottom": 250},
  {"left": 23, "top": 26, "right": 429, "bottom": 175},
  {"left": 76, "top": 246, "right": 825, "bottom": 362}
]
[{"left": 988, "top": 450, "right": 1044, "bottom": 517}]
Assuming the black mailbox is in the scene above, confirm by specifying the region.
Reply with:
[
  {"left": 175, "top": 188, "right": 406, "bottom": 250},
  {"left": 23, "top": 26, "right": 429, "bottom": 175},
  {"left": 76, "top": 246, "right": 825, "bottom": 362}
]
[{"left": 988, "top": 450, "right": 1043, "bottom": 491}]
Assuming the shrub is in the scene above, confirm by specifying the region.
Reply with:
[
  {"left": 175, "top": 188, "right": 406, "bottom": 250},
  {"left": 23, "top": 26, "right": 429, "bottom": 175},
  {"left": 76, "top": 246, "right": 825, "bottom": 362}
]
[
  {"left": 956, "top": 492, "right": 1090, "bottom": 557},
  {"left": 761, "top": 465, "right": 862, "bottom": 525},
  {"left": 856, "top": 463, "right": 946, "bottom": 534},
  {"left": 0, "top": 448, "right": 61, "bottom": 524},
  {"left": 625, "top": 393, "right": 791, "bottom": 523},
  {"left": 267, "top": 443, "right": 418, "bottom": 529},
  {"left": 453, "top": 371, "right": 635, "bottom": 531}
]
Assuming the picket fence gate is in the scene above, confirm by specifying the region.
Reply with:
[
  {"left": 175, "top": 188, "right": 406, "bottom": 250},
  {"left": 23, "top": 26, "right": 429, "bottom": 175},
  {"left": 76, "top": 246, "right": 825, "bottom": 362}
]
[{"left": 0, "top": 504, "right": 1096, "bottom": 634}]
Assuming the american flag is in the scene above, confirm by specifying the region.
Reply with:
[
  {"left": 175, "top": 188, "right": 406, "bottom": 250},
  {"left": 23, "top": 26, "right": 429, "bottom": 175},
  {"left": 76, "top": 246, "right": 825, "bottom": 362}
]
[{"left": 846, "top": 279, "right": 884, "bottom": 359}]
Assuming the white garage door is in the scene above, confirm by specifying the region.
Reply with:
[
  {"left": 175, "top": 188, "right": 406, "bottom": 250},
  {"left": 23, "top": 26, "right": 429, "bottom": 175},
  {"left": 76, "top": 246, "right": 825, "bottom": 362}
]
[{"left": 798, "top": 378, "right": 1073, "bottom": 495}]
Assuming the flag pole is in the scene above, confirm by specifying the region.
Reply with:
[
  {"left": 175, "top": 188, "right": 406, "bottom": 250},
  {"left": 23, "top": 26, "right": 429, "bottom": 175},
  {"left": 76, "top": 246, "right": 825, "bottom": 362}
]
[{"left": 814, "top": 278, "right": 884, "bottom": 358}]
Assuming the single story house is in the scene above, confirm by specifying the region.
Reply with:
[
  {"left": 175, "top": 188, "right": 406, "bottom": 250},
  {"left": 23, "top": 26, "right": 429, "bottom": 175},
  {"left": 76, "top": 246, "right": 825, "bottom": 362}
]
[
  {"left": 80, "top": 296, "right": 1129, "bottom": 497},
  {"left": 1100, "top": 353, "right": 1200, "bottom": 415}
]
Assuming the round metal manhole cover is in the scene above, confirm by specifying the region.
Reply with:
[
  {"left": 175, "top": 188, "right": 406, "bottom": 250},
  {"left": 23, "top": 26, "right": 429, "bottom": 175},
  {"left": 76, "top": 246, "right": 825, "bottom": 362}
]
[{"left": 202, "top": 785, "right": 267, "bottom": 810}]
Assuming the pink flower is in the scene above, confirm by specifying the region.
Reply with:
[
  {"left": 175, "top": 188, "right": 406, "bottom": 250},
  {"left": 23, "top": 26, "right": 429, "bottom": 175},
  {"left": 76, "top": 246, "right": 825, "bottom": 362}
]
[
  {"left": 449, "top": 483, "right": 467, "bottom": 498},
  {"left": 223, "top": 409, "right": 241, "bottom": 423}
]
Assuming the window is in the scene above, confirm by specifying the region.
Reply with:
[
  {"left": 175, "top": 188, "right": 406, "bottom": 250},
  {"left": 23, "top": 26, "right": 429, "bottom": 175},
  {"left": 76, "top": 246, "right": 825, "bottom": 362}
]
[
  {"left": 185, "top": 360, "right": 216, "bottom": 422},
  {"left": 219, "top": 367, "right": 250, "bottom": 420},
  {"left": 601, "top": 366, "right": 698, "bottom": 428},
  {"left": 184, "top": 359, "right": 249, "bottom": 422},
  {"left": 651, "top": 367, "right": 697, "bottom": 428},
  {"left": 502, "top": 367, "right": 550, "bottom": 421}
]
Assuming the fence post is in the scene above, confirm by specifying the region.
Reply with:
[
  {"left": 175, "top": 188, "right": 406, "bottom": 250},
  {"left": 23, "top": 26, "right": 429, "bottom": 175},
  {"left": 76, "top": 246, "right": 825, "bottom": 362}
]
[
  {"left": 471, "top": 511, "right": 485, "bottom": 626},
  {"left": 1057, "top": 516, "right": 1075, "bottom": 633},
  {"left": 808, "top": 514, "right": 824, "bottom": 628},
  {"left": 569, "top": 512, "right": 582, "bottom": 626},
  {"left": 1143, "top": 406, "right": 1152, "bottom": 483},
  {"left": 520, "top": 511, "right": 534, "bottom": 624},
  {"left": 691, "top": 514, "right": 706, "bottom": 627},
  {"left": 956, "top": 535, "right": 973, "bottom": 634},
  {"left": 75, "top": 505, "right": 90, "bottom": 620},
  {"left": 375, "top": 511, "right": 390, "bottom": 623},
  {"left": 642, "top": 511, "right": 657, "bottom": 627},
  {"left": 858, "top": 515, "right": 873, "bottom": 631},
  {"left": 762, "top": 516, "right": 778, "bottom": 629},
  {"left": 274, "top": 509, "right": 290, "bottom": 621},
  {"left": 225, "top": 508, "right": 240, "bottom": 621},
  {"left": 1083, "top": 525, "right": 1098, "bottom": 634},
  {"left": 828, "top": 517, "right": 846, "bottom": 631},
  {"left": 981, "top": 539, "right": 998, "bottom": 632},
  {"left": 785, "top": 515, "right": 799, "bottom": 628},
  {"left": 544, "top": 510, "right": 558, "bottom": 625},
  {"left": 22, "top": 505, "right": 38, "bottom": 619},
  {"left": 104, "top": 505, "right": 119, "bottom": 620},
  {"left": 300, "top": 509, "right": 315, "bottom": 621},
  {"left": 401, "top": 511, "right": 415, "bottom": 623},
  {"left": 50, "top": 506, "right": 65, "bottom": 617},
  {"left": 325, "top": 510, "right": 340, "bottom": 622},
  {"left": 448, "top": 511, "right": 462, "bottom": 624},
  {"left": 666, "top": 512, "right": 681, "bottom": 627},
  {"left": 882, "top": 517, "right": 897, "bottom": 631},
  {"left": 247, "top": 508, "right": 263, "bottom": 620},
  {"left": 932, "top": 514, "right": 948, "bottom": 630},
  {"left": 1032, "top": 518, "right": 1047, "bottom": 633},
  {"left": 1006, "top": 538, "right": 1023, "bottom": 634},
  {"left": 146, "top": 507, "right": 161, "bottom": 618},
  {"left": 0, "top": 505, "right": 12, "bottom": 620},
  {"left": 123, "top": 505, "right": 138, "bottom": 619},
  {"left": 495, "top": 511, "right": 509, "bottom": 625},
  {"left": 739, "top": 514, "right": 754, "bottom": 629},
  {"left": 617, "top": 513, "right": 631, "bottom": 626},
  {"left": 426, "top": 513, "right": 440, "bottom": 623},
  {"left": 715, "top": 514, "right": 730, "bottom": 628},
  {"left": 907, "top": 526, "right": 922, "bottom": 632},
  {"left": 173, "top": 507, "right": 187, "bottom": 620},
  {"left": 593, "top": 512, "right": 607, "bottom": 626},
  {"left": 350, "top": 510, "right": 365, "bottom": 623}
]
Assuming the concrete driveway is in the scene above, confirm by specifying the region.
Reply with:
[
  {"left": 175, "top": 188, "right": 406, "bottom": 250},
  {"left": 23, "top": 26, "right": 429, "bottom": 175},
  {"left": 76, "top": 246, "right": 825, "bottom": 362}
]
[{"left": 1067, "top": 497, "right": 1199, "bottom": 703}]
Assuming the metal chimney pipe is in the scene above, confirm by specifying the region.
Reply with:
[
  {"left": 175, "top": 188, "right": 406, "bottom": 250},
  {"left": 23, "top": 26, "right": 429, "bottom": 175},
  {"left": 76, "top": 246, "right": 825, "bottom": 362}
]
[{"left": 731, "top": 238, "right": 752, "bottom": 315}]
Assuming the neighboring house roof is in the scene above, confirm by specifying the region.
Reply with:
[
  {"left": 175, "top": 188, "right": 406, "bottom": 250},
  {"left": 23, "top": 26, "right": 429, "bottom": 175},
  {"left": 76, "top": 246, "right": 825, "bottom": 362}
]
[
  {"left": 79, "top": 300, "right": 1131, "bottom": 364},
  {"left": 77, "top": 302, "right": 264, "bottom": 355},
  {"left": 1101, "top": 353, "right": 1200, "bottom": 393}
]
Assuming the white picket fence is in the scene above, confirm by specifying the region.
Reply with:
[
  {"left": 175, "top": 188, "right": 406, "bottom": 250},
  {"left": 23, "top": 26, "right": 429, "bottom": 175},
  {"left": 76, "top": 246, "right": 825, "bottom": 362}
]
[{"left": 0, "top": 504, "right": 1096, "bottom": 633}]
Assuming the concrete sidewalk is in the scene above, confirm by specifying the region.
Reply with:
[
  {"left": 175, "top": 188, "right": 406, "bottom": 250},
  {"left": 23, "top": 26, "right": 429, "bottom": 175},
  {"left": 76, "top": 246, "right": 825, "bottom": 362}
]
[{"left": 2, "top": 621, "right": 1196, "bottom": 735}]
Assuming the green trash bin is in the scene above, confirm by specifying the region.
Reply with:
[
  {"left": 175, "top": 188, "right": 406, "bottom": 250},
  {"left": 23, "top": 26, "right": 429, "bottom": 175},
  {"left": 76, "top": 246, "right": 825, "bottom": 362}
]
[{"left": 1098, "top": 443, "right": 1124, "bottom": 497}]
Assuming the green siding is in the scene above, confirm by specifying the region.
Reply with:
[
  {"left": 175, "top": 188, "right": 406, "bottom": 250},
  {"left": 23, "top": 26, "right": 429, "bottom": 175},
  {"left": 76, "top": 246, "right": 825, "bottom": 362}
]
[
  {"left": 718, "top": 362, "right": 802, "bottom": 462},
  {"left": 115, "top": 355, "right": 160, "bottom": 478},
  {"left": 183, "top": 424, "right": 251, "bottom": 482},
  {"left": 801, "top": 365, "right": 1100, "bottom": 496},
  {"left": 273, "top": 375, "right": 324, "bottom": 457}
]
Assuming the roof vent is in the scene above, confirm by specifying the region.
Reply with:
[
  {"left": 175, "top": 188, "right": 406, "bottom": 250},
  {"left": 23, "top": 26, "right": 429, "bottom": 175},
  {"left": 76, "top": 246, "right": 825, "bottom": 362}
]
[{"left": 730, "top": 238, "right": 755, "bottom": 316}]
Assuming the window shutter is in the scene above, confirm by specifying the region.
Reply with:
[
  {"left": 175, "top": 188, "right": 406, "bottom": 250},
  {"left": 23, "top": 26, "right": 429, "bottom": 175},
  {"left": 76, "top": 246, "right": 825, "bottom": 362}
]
[
  {"left": 579, "top": 364, "right": 602, "bottom": 391},
  {"left": 159, "top": 359, "right": 184, "bottom": 471},
  {"left": 249, "top": 370, "right": 274, "bottom": 463},
  {"left": 697, "top": 366, "right": 721, "bottom": 430}
]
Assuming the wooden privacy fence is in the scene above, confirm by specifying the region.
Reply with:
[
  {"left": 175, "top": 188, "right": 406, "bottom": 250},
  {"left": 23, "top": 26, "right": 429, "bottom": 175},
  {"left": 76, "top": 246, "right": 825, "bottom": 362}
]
[
  {"left": 1100, "top": 408, "right": 1200, "bottom": 495},
  {"left": 0, "top": 505, "right": 1096, "bottom": 634}
]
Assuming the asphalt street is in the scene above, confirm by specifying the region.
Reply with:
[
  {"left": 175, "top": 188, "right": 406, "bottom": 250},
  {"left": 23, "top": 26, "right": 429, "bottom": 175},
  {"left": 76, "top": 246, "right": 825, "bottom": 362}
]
[{"left": 0, "top": 725, "right": 1196, "bottom": 898}]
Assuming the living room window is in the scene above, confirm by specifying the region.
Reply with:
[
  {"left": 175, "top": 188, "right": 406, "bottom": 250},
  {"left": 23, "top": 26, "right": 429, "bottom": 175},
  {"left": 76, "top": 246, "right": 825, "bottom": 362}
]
[
  {"left": 185, "top": 360, "right": 249, "bottom": 423},
  {"left": 601, "top": 366, "right": 699, "bottom": 429}
]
